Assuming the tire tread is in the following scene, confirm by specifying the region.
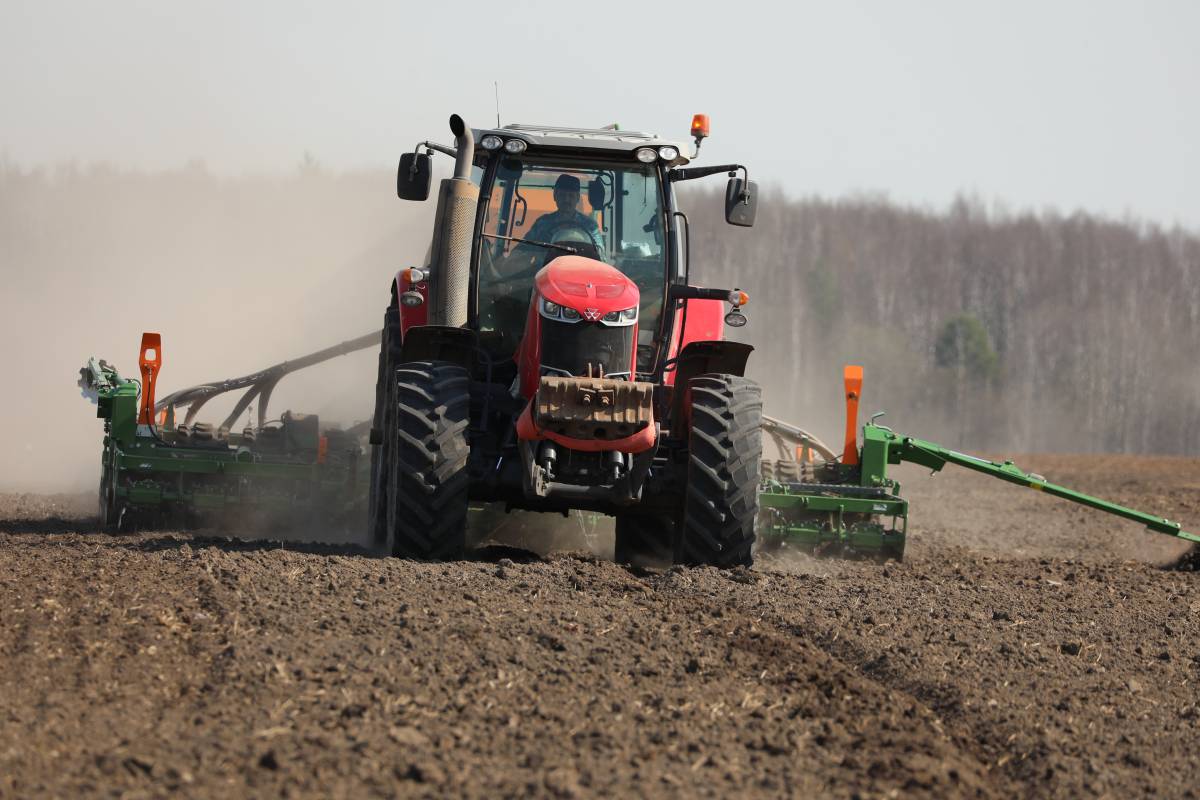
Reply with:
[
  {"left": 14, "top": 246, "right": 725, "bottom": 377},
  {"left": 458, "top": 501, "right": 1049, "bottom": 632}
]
[{"left": 676, "top": 374, "right": 762, "bottom": 568}]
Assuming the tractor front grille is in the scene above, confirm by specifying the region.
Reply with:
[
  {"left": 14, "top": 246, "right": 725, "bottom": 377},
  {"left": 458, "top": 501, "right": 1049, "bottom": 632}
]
[{"left": 540, "top": 319, "right": 634, "bottom": 379}]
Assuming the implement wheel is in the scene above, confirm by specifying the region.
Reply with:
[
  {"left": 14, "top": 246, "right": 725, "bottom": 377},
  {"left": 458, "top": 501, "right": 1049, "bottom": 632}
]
[
  {"left": 387, "top": 360, "right": 471, "bottom": 560},
  {"left": 675, "top": 374, "right": 762, "bottom": 568},
  {"left": 98, "top": 450, "right": 120, "bottom": 530},
  {"left": 614, "top": 514, "right": 674, "bottom": 568}
]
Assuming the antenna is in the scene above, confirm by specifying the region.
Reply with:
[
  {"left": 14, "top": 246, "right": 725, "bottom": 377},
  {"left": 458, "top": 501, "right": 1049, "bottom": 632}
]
[{"left": 494, "top": 81, "right": 501, "bottom": 127}]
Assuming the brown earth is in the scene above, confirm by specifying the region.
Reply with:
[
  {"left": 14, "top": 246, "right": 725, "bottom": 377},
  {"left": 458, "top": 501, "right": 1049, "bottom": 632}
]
[{"left": 1, "top": 453, "right": 1199, "bottom": 798}]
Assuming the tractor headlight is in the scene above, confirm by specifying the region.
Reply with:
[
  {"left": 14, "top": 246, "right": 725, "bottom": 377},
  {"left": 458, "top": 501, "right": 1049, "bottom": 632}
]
[
  {"left": 599, "top": 306, "right": 637, "bottom": 325},
  {"left": 541, "top": 298, "right": 561, "bottom": 318},
  {"left": 504, "top": 139, "right": 527, "bottom": 154},
  {"left": 658, "top": 146, "right": 679, "bottom": 162},
  {"left": 635, "top": 148, "right": 657, "bottom": 163},
  {"left": 480, "top": 135, "right": 503, "bottom": 150},
  {"left": 562, "top": 306, "right": 581, "bottom": 321},
  {"left": 725, "top": 309, "right": 748, "bottom": 327}
]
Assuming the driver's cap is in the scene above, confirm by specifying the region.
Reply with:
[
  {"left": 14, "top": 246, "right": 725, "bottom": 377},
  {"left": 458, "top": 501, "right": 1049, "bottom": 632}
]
[{"left": 553, "top": 174, "right": 581, "bottom": 193}]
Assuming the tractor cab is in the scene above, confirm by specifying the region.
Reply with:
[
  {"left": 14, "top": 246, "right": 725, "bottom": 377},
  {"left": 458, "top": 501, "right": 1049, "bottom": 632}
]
[
  {"left": 396, "top": 119, "right": 758, "bottom": 382},
  {"left": 377, "top": 114, "right": 765, "bottom": 568},
  {"left": 471, "top": 142, "right": 671, "bottom": 374}
]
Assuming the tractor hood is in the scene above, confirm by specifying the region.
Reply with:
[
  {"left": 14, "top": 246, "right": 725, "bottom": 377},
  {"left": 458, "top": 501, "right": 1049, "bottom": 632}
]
[{"left": 534, "top": 256, "right": 640, "bottom": 320}]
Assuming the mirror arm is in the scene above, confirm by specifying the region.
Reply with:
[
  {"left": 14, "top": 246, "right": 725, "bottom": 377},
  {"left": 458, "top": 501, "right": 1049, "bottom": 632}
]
[
  {"left": 412, "top": 140, "right": 458, "bottom": 161},
  {"left": 669, "top": 163, "right": 745, "bottom": 182},
  {"left": 402, "top": 141, "right": 458, "bottom": 182}
]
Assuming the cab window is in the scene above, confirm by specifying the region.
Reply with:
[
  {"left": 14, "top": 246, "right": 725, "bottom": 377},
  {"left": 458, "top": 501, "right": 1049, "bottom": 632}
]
[{"left": 476, "top": 156, "right": 667, "bottom": 371}]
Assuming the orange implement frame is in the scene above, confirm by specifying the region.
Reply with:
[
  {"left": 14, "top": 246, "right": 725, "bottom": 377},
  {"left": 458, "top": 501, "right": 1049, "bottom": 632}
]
[
  {"left": 841, "top": 365, "right": 863, "bottom": 465},
  {"left": 137, "top": 332, "right": 162, "bottom": 425}
]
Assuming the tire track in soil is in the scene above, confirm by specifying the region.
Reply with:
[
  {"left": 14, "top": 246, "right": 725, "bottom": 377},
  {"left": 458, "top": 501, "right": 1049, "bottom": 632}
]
[{"left": 1, "top": 460, "right": 1198, "bottom": 799}]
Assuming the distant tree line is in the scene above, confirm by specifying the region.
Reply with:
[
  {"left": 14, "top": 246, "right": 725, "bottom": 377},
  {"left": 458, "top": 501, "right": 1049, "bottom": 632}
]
[
  {"left": 4, "top": 161, "right": 1196, "bottom": 461},
  {"left": 684, "top": 190, "right": 1200, "bottom": 455}
]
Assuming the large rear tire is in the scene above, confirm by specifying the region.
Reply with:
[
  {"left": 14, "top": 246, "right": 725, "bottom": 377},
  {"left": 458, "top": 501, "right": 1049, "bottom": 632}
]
[
  {"left": 614, "top": 514, "right": 674, "bottom": 568},
  {"left": 675, "top": 374, "right": 762, "bottom": 568},
  {"left": 367, "top": 306, "right": 401, "bottom": 549},
  {"left": 387, "top": 361, "right": 471, "bottom": 560}
]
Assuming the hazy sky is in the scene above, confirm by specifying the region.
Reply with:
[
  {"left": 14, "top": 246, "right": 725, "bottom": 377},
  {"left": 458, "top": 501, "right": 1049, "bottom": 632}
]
[{"left": 3, "top": 0, "right": 1198, "bottom": 227}]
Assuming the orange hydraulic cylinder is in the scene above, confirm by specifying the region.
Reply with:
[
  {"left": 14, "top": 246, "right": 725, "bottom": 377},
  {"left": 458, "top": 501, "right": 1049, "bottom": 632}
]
[
  {"left": 137, "top": 332, "right": 162, "bottom": 425},
  {"left": 841, "top": 365, "right": 863, "bottom": 465}
]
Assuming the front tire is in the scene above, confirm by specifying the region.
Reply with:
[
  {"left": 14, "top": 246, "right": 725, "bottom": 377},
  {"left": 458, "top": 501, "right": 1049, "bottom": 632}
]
[
  {"left": 387, "top": 361, "right": 471, "bottom": 560},
  {"left": 675, "top": 374, "right": 762, "bottom": 568}
]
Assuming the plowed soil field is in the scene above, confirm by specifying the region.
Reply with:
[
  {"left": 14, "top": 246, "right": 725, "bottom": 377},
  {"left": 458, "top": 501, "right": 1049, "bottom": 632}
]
[{"left": 2, "top": 453, "right": 1199, "bottom": 798}]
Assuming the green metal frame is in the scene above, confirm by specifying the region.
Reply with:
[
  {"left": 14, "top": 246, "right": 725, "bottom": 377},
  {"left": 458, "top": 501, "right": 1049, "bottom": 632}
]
[
  {"left": 82, "top": 358, "right": 365, "bottom": 528},
  {"left": 758, "top": 420, "right": 1197, "bottom": 560},
  {"left": 864, "top": 423, "right": 1197, "bottom": 543},
  {"left": 758, "top": 482, "right": 907, "bottom": 560}
]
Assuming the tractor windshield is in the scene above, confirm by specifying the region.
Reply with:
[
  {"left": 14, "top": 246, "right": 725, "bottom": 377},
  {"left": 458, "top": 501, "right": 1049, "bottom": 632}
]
[{"left": 476, "top": 156, "right": 667, "bottom": 371}]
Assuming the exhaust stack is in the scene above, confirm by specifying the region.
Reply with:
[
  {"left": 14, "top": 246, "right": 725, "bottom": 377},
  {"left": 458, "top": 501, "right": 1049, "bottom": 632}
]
[{"left": 426, "top": 114, "right": 477, "bottom": 327}]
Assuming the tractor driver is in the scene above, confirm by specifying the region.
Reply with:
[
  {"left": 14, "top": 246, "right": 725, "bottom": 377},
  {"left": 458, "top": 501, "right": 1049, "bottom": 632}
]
[{"left": 519, "top": 173, "right": 605, "bottom": 261}]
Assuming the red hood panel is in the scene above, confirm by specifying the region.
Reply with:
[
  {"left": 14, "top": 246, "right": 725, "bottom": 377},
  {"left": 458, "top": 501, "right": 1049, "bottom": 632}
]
[{"left": 535, "top": 256, "right": 640, "bottom": 313}]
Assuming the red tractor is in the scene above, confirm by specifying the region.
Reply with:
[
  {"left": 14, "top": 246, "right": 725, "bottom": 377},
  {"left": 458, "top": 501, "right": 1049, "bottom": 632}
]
[{"left": 369, "top": 114, "right": 761, "bottom": 567}]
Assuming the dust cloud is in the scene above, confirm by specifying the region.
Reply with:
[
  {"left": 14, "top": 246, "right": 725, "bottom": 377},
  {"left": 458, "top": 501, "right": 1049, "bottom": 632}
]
[{"left": 0, "top": 160, "right": 433, "bottom": 493}]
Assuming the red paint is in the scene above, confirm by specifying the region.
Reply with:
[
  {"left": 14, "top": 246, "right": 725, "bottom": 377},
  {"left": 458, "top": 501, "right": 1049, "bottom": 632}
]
[
  {"left": 516, "top": 256, "right": 641, "bottom": 399},
  {"left": 515, "top": 296, "right": 543, "bottom": 397},
  {"left": 393, "top": 269, "right": 428, "bottom": 339},
  {"left": 515, "top": 401, "right": 658, "bottom": 454},
  {"left": 663, "top": 298, "right": 725, "bottom": 386}
]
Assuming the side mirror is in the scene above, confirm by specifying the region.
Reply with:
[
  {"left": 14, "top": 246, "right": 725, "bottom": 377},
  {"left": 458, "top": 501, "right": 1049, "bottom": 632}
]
[
  {"left": 397, "top": 152, "right": 432, "bottom": 201},
  {"left": 725, "top": 177, "right": 758, "bottom": 227},
  {"left": 587, "top": 179, "right": 606, "bottom": 211}
]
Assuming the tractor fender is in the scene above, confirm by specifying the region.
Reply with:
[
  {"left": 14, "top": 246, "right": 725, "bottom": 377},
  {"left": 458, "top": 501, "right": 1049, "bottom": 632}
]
[
  {"left": 399, "top": 325, "right": 477, "bottom": 371},
  {"left": 392, "top": 269, "right": 429, "bottom": 339},
  {"left": 668, "top": 340, "right": 754, "bottom": 435}
]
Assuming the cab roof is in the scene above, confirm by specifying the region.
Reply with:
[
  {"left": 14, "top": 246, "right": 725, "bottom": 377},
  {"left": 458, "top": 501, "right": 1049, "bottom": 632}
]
[{"left": 472, "top": 123, "right": 693, "bottom": 166}]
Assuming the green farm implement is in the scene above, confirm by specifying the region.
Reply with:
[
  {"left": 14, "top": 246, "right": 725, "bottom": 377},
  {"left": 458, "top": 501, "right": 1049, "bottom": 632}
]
[
  {"left": 79, "top": 333, "right": 375, "bottom": 532},
  {"left": 755, "top": 367, "right": 1198, "bottom": 561}
]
